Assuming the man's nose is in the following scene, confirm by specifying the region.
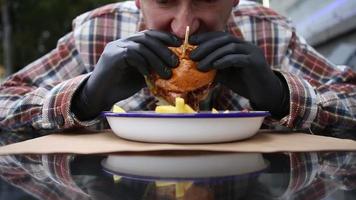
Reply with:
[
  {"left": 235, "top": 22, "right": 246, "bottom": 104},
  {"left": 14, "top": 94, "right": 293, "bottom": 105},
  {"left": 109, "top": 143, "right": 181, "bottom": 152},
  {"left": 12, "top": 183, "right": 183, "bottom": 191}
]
[{"left": 171, "top": 9, "right": 199, "bottom": 39}]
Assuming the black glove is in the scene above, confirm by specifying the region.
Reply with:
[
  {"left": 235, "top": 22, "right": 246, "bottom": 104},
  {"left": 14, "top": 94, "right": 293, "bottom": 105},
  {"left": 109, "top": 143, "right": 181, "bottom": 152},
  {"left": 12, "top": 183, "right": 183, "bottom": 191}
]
[
  {"left": 189, "top": 32, "right": 289, "bottom": 118},
  {"left": 72, "top": 30, "right": 181, "bottom": 120}
]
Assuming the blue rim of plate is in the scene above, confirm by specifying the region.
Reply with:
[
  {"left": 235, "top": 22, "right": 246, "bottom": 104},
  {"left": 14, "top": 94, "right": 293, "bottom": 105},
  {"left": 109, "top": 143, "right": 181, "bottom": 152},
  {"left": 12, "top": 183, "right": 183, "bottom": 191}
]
[{"left": 101, "top": 111, "right": 270, "bottom": 118}]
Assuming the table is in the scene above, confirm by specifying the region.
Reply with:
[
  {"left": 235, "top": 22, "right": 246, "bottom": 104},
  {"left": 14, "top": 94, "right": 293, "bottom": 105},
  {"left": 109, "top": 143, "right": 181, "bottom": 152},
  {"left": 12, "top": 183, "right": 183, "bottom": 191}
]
[{"left": 0, "top": 132, "right": 355, "bottom": 200}]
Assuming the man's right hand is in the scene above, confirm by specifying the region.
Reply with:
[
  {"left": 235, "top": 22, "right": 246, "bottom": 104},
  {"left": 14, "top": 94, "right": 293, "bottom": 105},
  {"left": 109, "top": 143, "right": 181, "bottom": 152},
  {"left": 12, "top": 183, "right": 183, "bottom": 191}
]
[{"left": 71, "top": 30, "right": 181, "bottom": 120}]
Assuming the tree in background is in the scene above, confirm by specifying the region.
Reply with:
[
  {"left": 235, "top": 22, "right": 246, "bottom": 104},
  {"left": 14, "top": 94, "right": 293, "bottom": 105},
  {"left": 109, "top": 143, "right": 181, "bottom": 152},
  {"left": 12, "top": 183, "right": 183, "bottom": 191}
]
[
  {"left": 0, "top": 0, "right": 117, "bottom": 77},
  {"left": 1, "top": 0, "right": 12, "bottom": 76}
]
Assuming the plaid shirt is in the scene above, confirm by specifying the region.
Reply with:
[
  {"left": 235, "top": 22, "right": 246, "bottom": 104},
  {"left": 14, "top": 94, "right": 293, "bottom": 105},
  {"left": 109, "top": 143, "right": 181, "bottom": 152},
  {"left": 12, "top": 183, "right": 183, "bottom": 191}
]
[
  {"left": 0, "top": 1, "right": 355, "bottom": 135},
  {"left": 0, "top": 1, "right": 355, "bottom": 199}
]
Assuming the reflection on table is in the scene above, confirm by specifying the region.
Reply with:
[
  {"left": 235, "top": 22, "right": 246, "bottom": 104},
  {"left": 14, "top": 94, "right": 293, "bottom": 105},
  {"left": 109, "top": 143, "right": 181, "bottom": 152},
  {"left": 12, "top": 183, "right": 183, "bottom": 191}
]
[
  {"left": 0, "top": 147, "right": 355, "bottom": 200},
  {"left": 0, "top": 130, "right": 355, "bottom": 200}
]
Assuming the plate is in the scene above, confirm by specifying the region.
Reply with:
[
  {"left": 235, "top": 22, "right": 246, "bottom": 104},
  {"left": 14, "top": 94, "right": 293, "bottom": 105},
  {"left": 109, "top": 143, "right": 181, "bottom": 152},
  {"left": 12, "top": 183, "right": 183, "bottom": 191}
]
[
  {"left": 102, "top": 111, "right": 270, "bottom": 143},
  {"left": 101, "top": 152, "right": 269, "bottom": 181}
]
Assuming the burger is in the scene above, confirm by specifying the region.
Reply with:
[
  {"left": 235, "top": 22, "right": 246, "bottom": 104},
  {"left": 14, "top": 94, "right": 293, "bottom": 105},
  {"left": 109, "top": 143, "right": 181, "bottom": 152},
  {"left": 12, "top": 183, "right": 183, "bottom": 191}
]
[{"left": 146, "top": 44, "right": 216, "bottom": 110}]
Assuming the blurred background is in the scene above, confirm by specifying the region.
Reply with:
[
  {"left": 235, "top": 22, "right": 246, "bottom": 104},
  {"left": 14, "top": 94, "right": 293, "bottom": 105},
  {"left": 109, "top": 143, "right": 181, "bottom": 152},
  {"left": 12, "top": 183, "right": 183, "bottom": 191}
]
[
  {"left": 0, "top": 0, "right": 355, "bottom": 81},
  {"left": 0, "top": 0, "right": 117, "bottom": 79},
  {"left": 270, "top": 0, "right": 356, "bottom": 71}
]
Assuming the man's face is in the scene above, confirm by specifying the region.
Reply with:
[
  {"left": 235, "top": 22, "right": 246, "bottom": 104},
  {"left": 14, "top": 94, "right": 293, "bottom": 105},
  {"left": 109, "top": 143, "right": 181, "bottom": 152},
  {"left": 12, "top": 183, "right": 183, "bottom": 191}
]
[{"left": 136, "top": 0, "right": 239, "bottom": 39}]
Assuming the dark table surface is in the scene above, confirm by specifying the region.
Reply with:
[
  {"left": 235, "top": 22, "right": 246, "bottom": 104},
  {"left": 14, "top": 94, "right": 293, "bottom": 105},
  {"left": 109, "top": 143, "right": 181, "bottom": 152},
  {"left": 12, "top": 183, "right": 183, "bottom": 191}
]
[
  {"left": 0, "top": 150, "right": 355, "bottom": 200},
  {"left": 0, "top": 128, "right": 355, "bottom": 200}
]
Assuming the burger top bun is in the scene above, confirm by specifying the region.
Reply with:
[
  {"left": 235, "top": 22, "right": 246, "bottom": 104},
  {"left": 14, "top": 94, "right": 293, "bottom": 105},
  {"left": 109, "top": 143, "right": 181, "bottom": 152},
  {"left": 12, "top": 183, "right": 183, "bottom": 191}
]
[{"left": 153, "top": 44, "right": 216, "bottom": 93}]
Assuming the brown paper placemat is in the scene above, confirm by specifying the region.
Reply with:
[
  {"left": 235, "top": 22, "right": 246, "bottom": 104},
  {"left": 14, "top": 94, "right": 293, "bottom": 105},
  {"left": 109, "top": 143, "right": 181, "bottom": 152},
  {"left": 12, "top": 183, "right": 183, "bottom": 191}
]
[{"left": 0, "top": 130, "right": 355, "bottom": 155}]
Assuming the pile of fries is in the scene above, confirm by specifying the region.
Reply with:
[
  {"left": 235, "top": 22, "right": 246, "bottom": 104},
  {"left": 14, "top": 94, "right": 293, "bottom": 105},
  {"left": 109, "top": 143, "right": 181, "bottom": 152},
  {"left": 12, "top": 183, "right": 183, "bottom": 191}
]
[{"left": 112, "top": 97, "right": 223, "bottom": 114}]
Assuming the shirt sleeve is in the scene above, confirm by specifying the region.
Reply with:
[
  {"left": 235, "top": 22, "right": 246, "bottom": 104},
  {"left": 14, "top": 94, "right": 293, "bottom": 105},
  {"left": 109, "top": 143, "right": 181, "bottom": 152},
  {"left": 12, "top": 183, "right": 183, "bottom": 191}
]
[
  {"left": 281, "top": 152, "right": 356, "bottom": 199},
  {"left": 0, "top": 153, "right": 90, "bottom": 200},
  {"left": 0, "top": 2, "right": 142, "bottom": 133},
  {"left": 278, "top": 32, "right": 356, "bottom": 133},
  {"left": 231, "top": 3, "right": 356, "bottom": 134},
  {"left": 0, "top": 30, "right": 100, "bottom": 133},
  {"left": 0, "top": 132, "right": 89, "bottom": 199}
]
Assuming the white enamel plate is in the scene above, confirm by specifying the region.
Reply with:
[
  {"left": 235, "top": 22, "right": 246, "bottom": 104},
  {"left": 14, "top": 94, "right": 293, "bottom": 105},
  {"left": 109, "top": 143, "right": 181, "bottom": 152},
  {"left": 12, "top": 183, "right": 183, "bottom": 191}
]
[{"left": 102, "top": 111, "right": 270, "bottom": 143}]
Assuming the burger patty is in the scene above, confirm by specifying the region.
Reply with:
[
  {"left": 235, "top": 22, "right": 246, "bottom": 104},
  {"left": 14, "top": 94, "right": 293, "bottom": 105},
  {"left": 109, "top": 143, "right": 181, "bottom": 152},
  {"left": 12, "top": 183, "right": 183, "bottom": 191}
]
[
  {"left": 153, "top": 82, "right": 214, "bottom": 110},
  {"left": 147, "top": 44, "right": 216, "bottom": 110}
]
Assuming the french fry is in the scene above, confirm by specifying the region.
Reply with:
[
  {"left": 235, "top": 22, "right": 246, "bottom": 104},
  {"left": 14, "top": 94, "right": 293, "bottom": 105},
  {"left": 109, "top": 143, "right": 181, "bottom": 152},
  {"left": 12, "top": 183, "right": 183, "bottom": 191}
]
[
  {"left": 184, "top": 104, "right": 196, "bottom": 113},
  {"left": 114, "top": 97, "right": 226, "bottom": 114},
  {"left": 112, "top": 105, "right": 126, "bottom": 113},
  {"left": 155, "top": 97, "right": 197, "bottom": 113},
  {"left": 175, "top": 97, "right": 185, "bottom": 113},
  {"left": 155, "top": 105, "right": 178, "bottom": 113},
  {"left": 212, "top": 108, "right": 219, "bottom": 113}
]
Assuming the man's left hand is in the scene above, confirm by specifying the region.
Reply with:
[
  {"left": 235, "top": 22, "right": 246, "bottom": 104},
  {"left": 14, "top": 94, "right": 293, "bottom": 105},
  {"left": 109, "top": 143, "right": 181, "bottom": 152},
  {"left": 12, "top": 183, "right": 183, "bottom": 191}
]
[{"left": 189, "top": 32, "right": 289, "bottom": 118}]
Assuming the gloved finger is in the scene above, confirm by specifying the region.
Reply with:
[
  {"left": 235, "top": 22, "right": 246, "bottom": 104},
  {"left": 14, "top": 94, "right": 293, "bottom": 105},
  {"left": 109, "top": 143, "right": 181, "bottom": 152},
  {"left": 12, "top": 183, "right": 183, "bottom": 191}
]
[
  {"left": 125, "top": 48, "right": 149, "bottom": 76},
  {"left": 197, "top": 43, "right": 250, "bottom": 71},
  {"left": 144, "top": 30, "right": 182, "bottom": 47},
  {"left": 189, "top": 31, "right": 227, "bottom": 44},
  {"left": 212, "top": 54, "right": 250, "bottom": 70},
  {"left": 190, "top": 33, "right": 244, "bottom": 61},
  {"left": 215, "top": 68, "right": 250, "bottom": 98},
  {"left": 129, "top": 42, "right": 172, "bottom": 79},
  {"left": 131, "top": 31, "right": 179, "bottom": 68},
  {"left": 215, "top": 68, "right": 235, "bottom": 88}
]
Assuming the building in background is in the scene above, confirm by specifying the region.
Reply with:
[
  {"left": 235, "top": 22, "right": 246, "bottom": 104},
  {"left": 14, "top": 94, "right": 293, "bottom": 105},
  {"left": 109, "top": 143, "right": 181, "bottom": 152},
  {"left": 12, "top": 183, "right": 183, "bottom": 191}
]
[{"left": 270, "top": 0, "right": 356, "bottom": 70}]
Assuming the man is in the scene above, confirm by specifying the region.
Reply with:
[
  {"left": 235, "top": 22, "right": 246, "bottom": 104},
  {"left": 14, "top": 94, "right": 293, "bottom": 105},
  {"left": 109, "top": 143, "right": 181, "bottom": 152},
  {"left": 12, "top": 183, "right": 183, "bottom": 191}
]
[
  {"left": 0, "top": 1, "right": 355, "bottom": 199},
  {"left": 0, "top": 0, "right": 355, "bottom": 136}
]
